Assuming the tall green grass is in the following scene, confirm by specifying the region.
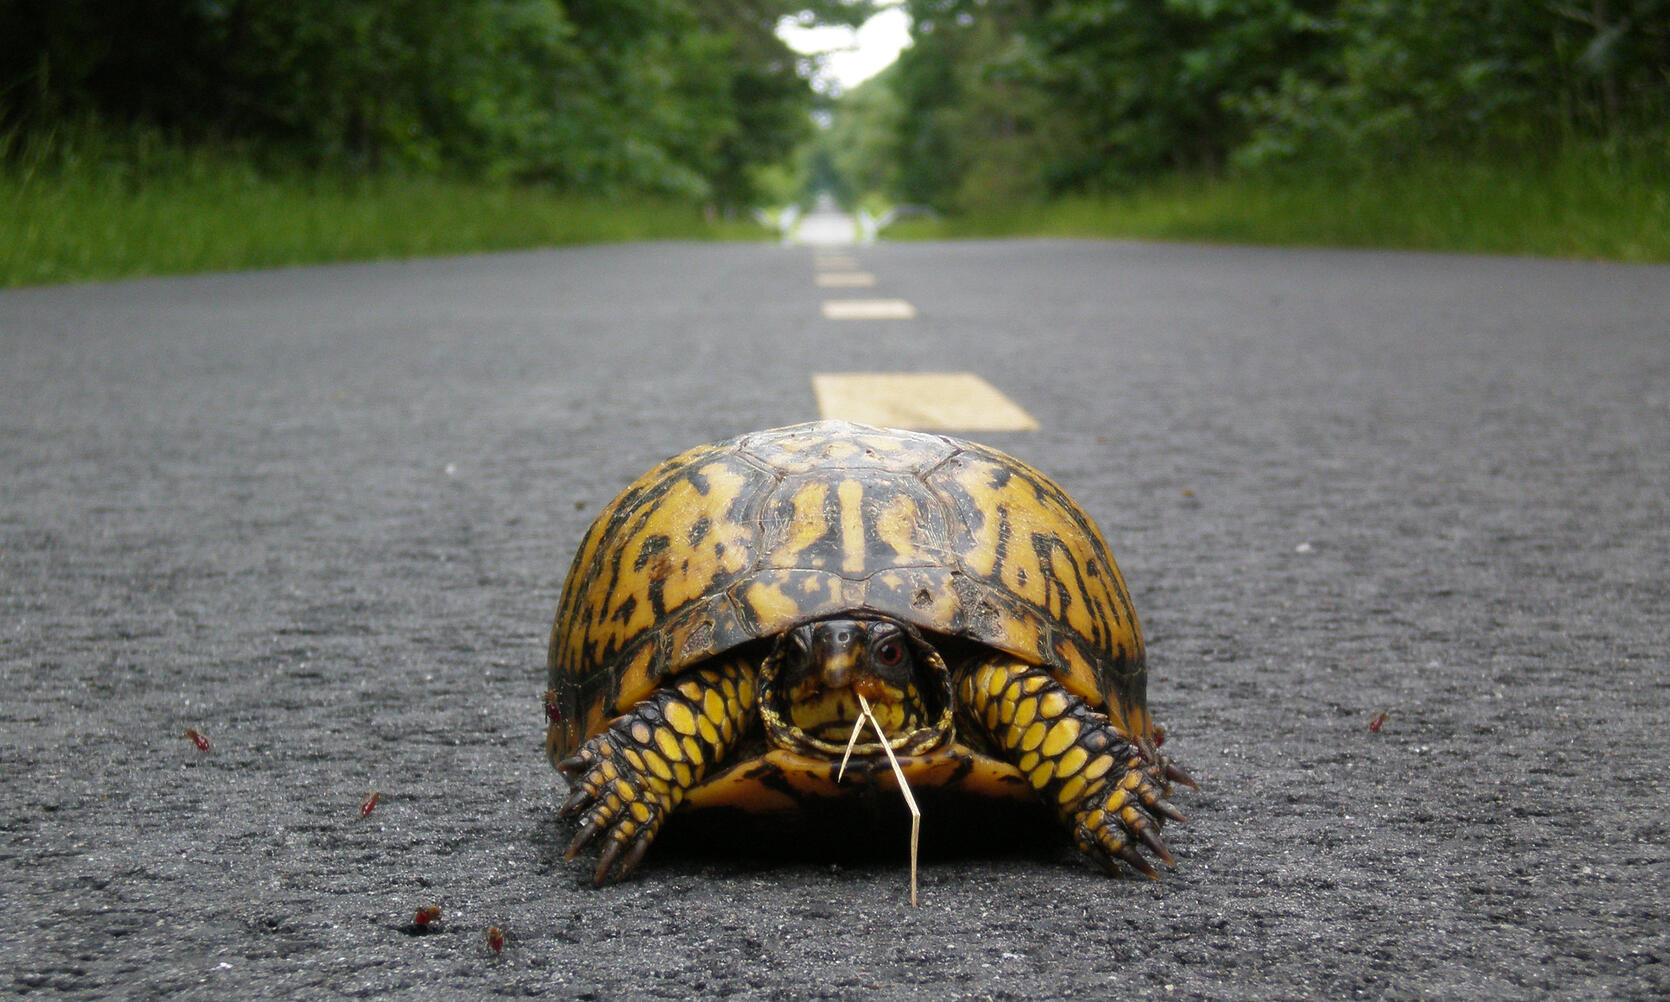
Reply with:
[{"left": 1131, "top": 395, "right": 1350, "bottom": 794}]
[
  {"left": 892, "top": 145, "right": 1670, "bottom": 263},
  {"left": 1, "top": 128, "right": 765, "bottom": 288},
  {"left": 8, "top": 128, "right": 1666, "bottom": 286}
]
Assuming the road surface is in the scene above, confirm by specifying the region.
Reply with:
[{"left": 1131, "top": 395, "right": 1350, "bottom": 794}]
[{"left": 3, "top": 239, "right": 1668, "bottom": 999}]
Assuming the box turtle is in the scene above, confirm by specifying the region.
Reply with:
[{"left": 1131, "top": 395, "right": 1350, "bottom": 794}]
[{"left": 545, "top": 421, "right": 1192, "bottom": 886}]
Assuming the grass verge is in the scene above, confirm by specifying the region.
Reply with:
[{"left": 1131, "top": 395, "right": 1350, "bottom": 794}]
[
  {"left": 890, "top": 146, "right": 1670, "bottom": 263},
  {"left": 1, "top": 144, "right": 766, "bottom": 288}
]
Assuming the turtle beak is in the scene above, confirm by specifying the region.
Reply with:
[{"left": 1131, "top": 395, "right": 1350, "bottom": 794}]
[{"left": 810, "top": 622, "right": 864, "bottom": 690}]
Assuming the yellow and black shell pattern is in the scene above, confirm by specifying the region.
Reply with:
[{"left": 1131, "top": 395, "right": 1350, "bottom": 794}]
[{"left": 547, "top": 420, "right": 1146, "bottom": 757}]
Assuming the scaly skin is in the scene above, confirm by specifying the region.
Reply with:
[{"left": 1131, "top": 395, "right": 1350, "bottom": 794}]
[
  {"left": 560, "top": 646, "right": 1191, "bottom": 883},
  {"left": 557, "top": 657, "right": 756, "bottom": 883},
  {"left": 957, "top": 657, "right": 1186, "bottom": 877}
]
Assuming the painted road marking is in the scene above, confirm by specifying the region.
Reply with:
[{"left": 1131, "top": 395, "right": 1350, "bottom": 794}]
[
  {"left": 822, "top": 299, "right": 917, "bottom": 320},
  {"left": 812, "top": 372, "right": 1041, "bottom": 431},
  {"left": 816, "top": 272, "right": 877, "bottom": 288},
  {"left": 798, "top": 212, "right": 858, "bottom": 245},
  {"left": 815, "top": 254, "right": 860, "bottom": 271}
]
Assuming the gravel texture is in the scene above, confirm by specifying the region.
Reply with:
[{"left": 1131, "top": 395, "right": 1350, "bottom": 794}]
[{"left": 2, "top": 240, "right": 1667, "bottom": 1000}]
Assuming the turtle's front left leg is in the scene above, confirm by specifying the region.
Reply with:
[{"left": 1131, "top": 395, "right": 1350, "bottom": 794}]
[
  {"left": 557, "top": 656, "right": 756, "bottom": 883},
  {"left": 957, "top": 657, "right": 1188, "bottom": 877}
]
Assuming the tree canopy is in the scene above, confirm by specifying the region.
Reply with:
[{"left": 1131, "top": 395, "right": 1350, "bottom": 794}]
[
  {"left": 839, "top": 0, "right": 1670, "bottom": 210},
  {"left": 1, "top": 0, "right": 874, "bottom": 207}
]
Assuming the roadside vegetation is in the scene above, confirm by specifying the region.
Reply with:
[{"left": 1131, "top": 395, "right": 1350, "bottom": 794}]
[
  {"left": 883, "top": 146, "right": 1670, "bottom": 262},
  {"left": 0, "top": 127, "right": 760, "bottom": 287},
  {"left": 5, "top": 1, "right": 1668, "bottom": 285},
  {"left": 830, "top": 0, "right": 1670, "bottom": 262},
  {"left": 0, "top": 0, "right": 850, "bottom": 286}
]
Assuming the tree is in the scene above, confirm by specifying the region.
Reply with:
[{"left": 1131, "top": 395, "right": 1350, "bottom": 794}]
[{"left": 2, "top": 0, "right": 878, "bottom": 208}]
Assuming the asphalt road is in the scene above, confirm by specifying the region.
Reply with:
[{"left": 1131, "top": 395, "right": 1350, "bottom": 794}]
[{"left": 3, "top": 238, "right": 1668, "bottom": 1000}]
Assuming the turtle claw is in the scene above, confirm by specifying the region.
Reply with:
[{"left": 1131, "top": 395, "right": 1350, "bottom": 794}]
[
  {"left": 1164, "top": 761, "right": 1199, "bottom": 791},
  {"left": 620, "top": 836, "right": 652, "bottom": 877},
  {"left": 593, "top": 838, "right": 626, "bottom": 884},
  {"left": 588, "top": 823, "right": 657, "bottom": 885},
  {"left": 565, "top": 816, "right": 605, "bottom": 859},
  {"left": 1151, "top": 798, "right": 1187, "bottom": 825},
  {"left": 1136, "top": 824, "right": 1175, "bottom": 867},
  {"left": 556, "top": 748, "right": 596, "bottom": 778},
  {"left": 556, "top": 720, "right": 690, "bottom": 884},
  {"left": 1135, "top": 734, "right": 1199, "bottom": 794},
  {"left": 566, "top": 793, "right": 669, "bottom": 884},
  {"left": 1074, "top": 823, "right": 1161, "bottom": 879},
  {"left": 1067, "top": 762, "right": 1182, "bottom": 878},
  {"left": 1118, "top": 843, "right": 1161, "bottom": 880},
  {"left": 559, "top": 785, "right": 593, "bottom": 817},
  {"left": 1127, "top": 753, "right": 1188, "bottom": 825}
]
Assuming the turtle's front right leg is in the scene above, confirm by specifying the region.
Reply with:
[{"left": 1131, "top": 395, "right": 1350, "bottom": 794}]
[
  {"left": 557, "top": 657, "right": 756, "bottom": 883},
  {"left": 957, "top": 657, "right": 1188, "bottom": 878}
]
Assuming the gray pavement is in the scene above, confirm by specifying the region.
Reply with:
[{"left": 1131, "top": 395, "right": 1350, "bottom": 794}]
[{"left": 2, "top": 240, "right": 1668, "bottom": 1000}]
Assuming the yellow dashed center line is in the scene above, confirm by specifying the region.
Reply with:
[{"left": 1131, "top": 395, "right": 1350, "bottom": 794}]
[
  {"left": 816, "top": 272, "right": 877, "bottom": 288},
  {"left": 811, "top": 372, "right": 1041, "bottom": 431},
  {"left": 807, "top": 254, "right": 1037, "bottom": 431},
  {"left": 821, "top": 299, "right": 917, "bottom": 320}
]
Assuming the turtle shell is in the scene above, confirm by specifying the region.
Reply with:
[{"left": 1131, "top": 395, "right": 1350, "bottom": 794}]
[{"left": 546, "top": 421, "right": 1147, "bottom": 757}]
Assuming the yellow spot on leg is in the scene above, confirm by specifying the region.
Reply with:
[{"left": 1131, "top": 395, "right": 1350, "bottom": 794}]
[
  {"left": 1038, "top": 690, "right": 1070, "bottom": 720},
  {"left": 1040, "top": 718, "right": 1082, "bottom": 758},
  {"left": 1028, "top": 761, "right": 1057, "bottom": 789},
  {"left": 664, "top": 701, "right": 697, "bottom": 736},
  {"left": 1055, "top": 745, "right": 1089, "bottom": 779},
  {"left": 984, "top": 668, "right": 1009, "bottom": 700},
  {"left": 680, "top": 735, "right": 704, "bottom": 764},
  {"left": 696, "top": 716, "right": 720, "bottom": 745},
  {"left": 641, "top": 749, "right": 673, "bottom": 781}
]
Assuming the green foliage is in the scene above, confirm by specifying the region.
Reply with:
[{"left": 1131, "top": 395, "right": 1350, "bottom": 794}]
[
  {"left": 0, "top": 0, "right": 866, "bottom": 208},
  {"left": 1028, "top": 0, "right": 1334, "bottom": 181},
  {"left": 824, "top": 69, "right": 906, "bottom": 203},
  {"left": 840, "top": 0, "right": 1670, "bottom": 212},
  {"left": 0, "top": 125, "right": 766, "bottom": 287},
  {"left": 887, "top": 143, "right": 1670, "bottom": 262},
  {"left": 1232, "top": 0, "right": 1670, "bottom": 166}
]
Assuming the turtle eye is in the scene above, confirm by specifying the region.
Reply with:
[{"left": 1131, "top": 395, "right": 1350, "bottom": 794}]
[{"left": 874, "top": 638, "right": 905, "bottom": 668}]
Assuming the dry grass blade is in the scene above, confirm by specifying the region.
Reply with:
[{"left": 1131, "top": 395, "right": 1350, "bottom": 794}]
[
  {"left": 837, "top": 708, "right": 867, "bottom": 783},
  {"left": 856, "top": 692, "right": 920, "bottom": 907}
]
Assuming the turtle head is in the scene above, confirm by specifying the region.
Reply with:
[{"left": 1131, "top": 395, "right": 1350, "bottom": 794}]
[{"left": 759, "top": 616, "right": 954, "bottom": 757}]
